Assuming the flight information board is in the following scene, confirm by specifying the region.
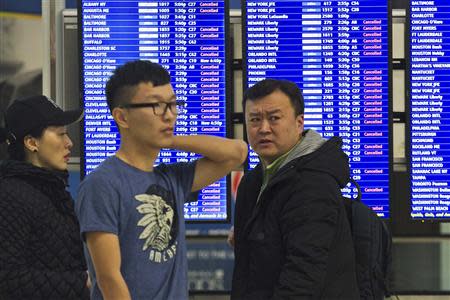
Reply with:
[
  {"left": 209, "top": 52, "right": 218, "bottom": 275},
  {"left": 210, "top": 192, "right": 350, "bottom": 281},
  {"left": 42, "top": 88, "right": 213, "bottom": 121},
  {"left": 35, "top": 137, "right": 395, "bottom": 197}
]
[
  {"left": 243, "top": 0, "right": 391, "bottom": 217},
  {"left": 80, "top": 0, "right": 229, "bottom": 221},
  {"left": 409, "top": 0, "right": 450, "bottom": 219}
]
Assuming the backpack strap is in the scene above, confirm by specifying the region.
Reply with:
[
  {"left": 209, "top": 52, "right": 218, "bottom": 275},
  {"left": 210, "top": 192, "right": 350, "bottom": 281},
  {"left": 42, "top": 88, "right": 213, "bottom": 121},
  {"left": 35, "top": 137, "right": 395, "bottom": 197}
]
[{"left": 348, "top": 178, "right": 362, "bottom": 203}]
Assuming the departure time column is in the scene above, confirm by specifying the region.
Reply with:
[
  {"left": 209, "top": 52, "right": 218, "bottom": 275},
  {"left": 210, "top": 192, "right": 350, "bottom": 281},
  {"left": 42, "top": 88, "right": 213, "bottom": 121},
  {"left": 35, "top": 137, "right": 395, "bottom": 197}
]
[{"left": 180, "top": 1, "right": 228, "bottom": 220}]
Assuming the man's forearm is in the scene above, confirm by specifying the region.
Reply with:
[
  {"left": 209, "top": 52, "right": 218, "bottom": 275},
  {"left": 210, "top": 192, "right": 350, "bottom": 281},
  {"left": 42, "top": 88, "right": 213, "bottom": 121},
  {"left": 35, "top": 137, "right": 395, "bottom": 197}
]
[
  {"left": 171, "top": 135, "right": 247, "bottom": 165},
  {"left": 97, "top": 272, "right": 131, "bottom": 300}
]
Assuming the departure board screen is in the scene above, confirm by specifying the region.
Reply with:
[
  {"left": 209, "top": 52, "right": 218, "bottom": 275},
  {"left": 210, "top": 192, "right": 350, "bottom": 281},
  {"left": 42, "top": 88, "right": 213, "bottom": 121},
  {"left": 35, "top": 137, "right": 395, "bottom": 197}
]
[
  {"left": 80, "top": 0, "right": 229, "bottom": 221},
  {"left": 409, "top": 0, "right": 450, "bottom": 219},
  {"left": 243, "top": 0, "right": 391, "bottom": 217}
]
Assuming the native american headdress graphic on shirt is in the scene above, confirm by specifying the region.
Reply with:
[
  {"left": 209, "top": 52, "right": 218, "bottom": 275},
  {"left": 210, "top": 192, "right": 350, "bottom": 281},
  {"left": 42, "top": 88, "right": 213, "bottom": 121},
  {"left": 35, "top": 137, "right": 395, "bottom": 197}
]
[{"left": 134, "top": 184, "right": 178, "bottom": 256}]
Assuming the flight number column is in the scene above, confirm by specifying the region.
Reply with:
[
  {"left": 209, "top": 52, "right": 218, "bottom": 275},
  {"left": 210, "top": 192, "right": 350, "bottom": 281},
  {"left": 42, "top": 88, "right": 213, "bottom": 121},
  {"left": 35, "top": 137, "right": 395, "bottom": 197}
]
[{"left": 301, "top": 1, "right": 325, "bottom": 133}]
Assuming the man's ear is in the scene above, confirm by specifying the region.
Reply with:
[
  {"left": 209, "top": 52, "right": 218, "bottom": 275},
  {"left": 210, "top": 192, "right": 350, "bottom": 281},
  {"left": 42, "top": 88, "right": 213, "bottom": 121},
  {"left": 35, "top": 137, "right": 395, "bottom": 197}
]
[
  {"left": 112, "top": 107, "right": 129, "bottom": 129},
  {"left": 296, "top": 114, "right": 305, "bottom": 133},
  {"left": 23, "top": 135, "right": 39, "bottom": 152}
]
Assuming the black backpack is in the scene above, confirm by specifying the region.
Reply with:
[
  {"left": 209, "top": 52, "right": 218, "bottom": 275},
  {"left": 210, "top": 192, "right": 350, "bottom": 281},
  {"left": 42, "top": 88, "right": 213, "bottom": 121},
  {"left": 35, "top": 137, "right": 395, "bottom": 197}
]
[{"left": 342, "top": 179, "right": 392, "bottom": 300}]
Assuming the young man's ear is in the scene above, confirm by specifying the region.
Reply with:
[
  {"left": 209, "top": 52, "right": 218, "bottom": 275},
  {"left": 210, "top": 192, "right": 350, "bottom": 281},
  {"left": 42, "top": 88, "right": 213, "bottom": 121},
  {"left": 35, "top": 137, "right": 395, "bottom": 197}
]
[
  {"left": 23, "top": 135, "right": 39, "bottom": 153},
  {"left": 112, "top": 107, "right": 130, "bottom": 129}
]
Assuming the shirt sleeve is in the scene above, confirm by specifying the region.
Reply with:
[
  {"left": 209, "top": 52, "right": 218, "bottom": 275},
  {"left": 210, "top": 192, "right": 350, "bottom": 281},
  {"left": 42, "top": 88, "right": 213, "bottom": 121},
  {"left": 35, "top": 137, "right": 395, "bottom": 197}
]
[{"left": 75, "top": 174, "right": 120, "bottom": 239}]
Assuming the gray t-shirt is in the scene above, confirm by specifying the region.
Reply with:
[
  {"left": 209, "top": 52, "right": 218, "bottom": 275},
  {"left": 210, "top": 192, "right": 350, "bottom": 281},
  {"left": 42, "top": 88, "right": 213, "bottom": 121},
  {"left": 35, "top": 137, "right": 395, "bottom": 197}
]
[{"left": 75, "top": 156, "right": 196, "bottom": 300}]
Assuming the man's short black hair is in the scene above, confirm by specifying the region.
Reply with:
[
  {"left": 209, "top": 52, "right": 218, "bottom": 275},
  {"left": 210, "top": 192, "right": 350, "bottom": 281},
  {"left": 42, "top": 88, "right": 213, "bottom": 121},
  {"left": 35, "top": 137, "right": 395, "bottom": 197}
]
[
  {"left": 243, "top": 79, "right": 304, "bottom": 116},
  {"left": 105, "top": 60, "right": 171, "bottom": 112}
]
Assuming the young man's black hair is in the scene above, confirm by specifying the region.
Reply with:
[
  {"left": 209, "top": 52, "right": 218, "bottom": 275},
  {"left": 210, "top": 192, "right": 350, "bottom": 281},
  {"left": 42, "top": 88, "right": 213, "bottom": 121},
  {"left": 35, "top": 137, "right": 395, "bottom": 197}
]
[{"left": 105, "top": 60, "right": 171, "bottom": 112}]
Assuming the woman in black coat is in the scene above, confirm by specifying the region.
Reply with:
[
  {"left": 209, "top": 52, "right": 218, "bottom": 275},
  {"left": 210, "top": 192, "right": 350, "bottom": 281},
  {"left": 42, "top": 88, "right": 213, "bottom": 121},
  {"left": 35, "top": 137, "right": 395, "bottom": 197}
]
[{"left": 0, "top": 95, "right": 90, "bottom": 299}]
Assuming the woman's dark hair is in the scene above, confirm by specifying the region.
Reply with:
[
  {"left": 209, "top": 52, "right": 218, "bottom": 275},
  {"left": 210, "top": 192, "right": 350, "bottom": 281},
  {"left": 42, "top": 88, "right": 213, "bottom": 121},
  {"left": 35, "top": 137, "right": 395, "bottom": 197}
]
[
  {"left": 0, "top": 126, "right": 46, "bottom": 161},
  {"left": 243, "top": 79, "right": 304, "bottom": 116}
]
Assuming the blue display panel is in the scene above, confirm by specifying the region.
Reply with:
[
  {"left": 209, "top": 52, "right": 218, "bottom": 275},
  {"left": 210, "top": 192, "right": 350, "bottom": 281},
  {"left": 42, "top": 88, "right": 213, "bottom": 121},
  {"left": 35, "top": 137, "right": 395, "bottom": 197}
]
[
  {"left": 80, "top": 0, "right": 229, "bottom": 221},
  {"left": 409, "top": 0, "right": 450, "bottom": 219},
  {"left": 243, "top": 0, "right": 391, "bottom": 217}
]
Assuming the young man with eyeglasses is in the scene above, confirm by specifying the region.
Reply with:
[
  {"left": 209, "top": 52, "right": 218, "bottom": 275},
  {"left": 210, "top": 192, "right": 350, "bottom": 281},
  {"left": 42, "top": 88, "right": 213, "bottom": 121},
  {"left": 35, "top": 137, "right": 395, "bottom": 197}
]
[{"left": 75, "top": 60, "right": 247, "bottom": 300}]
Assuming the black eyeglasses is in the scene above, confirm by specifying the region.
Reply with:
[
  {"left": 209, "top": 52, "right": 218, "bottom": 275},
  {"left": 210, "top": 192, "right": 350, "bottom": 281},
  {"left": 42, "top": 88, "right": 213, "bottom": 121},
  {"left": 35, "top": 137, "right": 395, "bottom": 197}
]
[{"left": 119, "top": 100, "right": 186, "bottom": 116}]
